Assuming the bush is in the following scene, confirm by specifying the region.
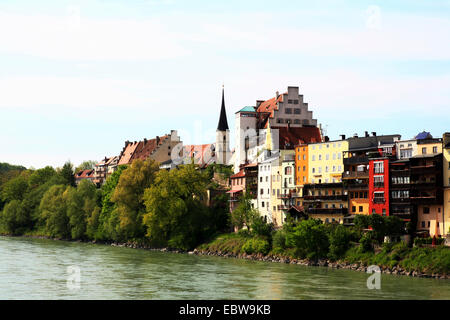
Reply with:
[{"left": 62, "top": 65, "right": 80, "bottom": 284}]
[
  {"left": 242, "top": 238, "right": 270, "bottom": 255},
  {"left": 359, "top": 233, "right": 374, "bottom": 253},
  {"left": 272, "top": 229, "right": 287, "bottom": 250},
  {"left": 414, "top": 237, "right": 445, "bottom": 246},
  {"left": 250, "top": 216, "right": 273, "bottom": 239}
]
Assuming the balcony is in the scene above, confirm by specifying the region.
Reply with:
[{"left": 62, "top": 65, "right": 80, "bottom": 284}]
[
  {"left": 373, "top": 182, "right": 385, "bottom": 188},
  {"left": 303, "top": 195, "right": 348, "bottom": 201},
  {"left": 345, "top": 183, "right": 369, "bottom": 191},
  {"left": 342, "top": 171, "right": 369, "bottom": 179},
  {"left": 307, "top": 208, "right": 348, "bottom": 215},
  {"left": 373, "top": 198, "right": 386, "bottom": 204},
  {"left": 343, "top": 156, "right": 369, "bottom": 165}
]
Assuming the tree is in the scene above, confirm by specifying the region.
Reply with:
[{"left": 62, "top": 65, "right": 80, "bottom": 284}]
[
  {"left": 143, "top": 164, "right": 214, "bottom": 250},
  {"left": 39, "top": 185, "right": 70, "bottom": 238},
  {"left": 0, "top": 200, "right": 29, "bottom": 235},
  {"left": 286, "top": 219, "right": 329, "bottom": 260},
  {"left": 231, "top": 191, "right": 258, "bottom": 230},
  {"left": 111, "top": 160, "right": 159, "bottom": 240},
  {"left": 0, "top": 171, "right": 31, "bottom": 203},
  {"left": 66, "top": 179, "right": 100, "bottom": 240},
  {"left": 59, "top": 162, "right": 76, "bottom": 187},
  {"left": 328, "top": 224, "right": 352, "bottom": 260}
]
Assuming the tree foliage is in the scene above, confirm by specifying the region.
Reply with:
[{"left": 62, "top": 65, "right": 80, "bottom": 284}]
[{"left": 286, "top": 219, "right": 330, "bottom": 260}]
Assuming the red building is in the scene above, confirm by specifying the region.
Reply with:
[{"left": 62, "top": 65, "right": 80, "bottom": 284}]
[{"left": 369, "top": 158, "right": 390, "bottom": 216}]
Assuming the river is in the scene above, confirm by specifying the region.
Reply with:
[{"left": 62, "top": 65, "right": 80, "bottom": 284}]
[{"left": 0, "top": 236, "right": 448, "bottom": 300}]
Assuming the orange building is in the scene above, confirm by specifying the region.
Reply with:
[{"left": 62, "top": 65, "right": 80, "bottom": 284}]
[{"left": 294, "top": 144, "right": 308, "bottom": 207}]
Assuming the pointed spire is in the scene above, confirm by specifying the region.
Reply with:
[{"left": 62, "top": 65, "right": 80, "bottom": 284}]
[{"left": 217, "top": 85, "right": 229, "bottom": 131}]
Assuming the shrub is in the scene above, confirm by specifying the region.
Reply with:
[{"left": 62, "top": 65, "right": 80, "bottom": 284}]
[
  {"left": 242, "top": 238, "right": 270, "bottom": 255},
  {"left": 359, "top": 233, "right": 374, "bottom": 253},
  {"left": 272, "top": 229, "right": 287, "bottom": 250}
]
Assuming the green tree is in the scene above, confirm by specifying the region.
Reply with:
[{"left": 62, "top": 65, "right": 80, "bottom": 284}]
[
  {"left": 231, "top": 191, "right": 258, "bottom": 230},
  {"left": 39, "top": 185, "right": 70, "bottom": 238},
  {"left": 111, "top": 160, "right": 159, "bottom": 240},
  {"left": 66, "top": 179, "right": 100, "bottom": 239},
  {"left": 0, "top": 171, "right": 31, "bottom": 203},
  {"left": 328, "top": 224, "right": 352, "bottom": 260},
  {"left": 143, "top": 164, "right": 213, "bottom": 250},
  {"left": 286, "top": 219, "right": 329, "bottom": 260},
  {"left": 0, "top": 200, "right": 29, "bottom": 235},
  {"left": 59, "top": 162, "right": 75, "bottom": 187}
]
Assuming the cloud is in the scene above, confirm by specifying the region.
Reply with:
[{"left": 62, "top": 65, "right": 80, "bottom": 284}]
[{"left": 0, "top": 10, "right": 189, "bottom": 60}]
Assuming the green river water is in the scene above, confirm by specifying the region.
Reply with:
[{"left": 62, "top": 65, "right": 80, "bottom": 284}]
[{"left": 0, "top": 236, "right": 449, "bottom": 300}]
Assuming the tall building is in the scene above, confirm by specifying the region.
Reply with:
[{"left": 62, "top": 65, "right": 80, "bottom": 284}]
[
  {"left": 216, "top": 86, "right": 230, "bottom": 165},
  {"left": 234, "top": 86, "right": 321, "bottom": 173},
  {"left": 301, "top": 138, "right": 349, "bottom": 224}
]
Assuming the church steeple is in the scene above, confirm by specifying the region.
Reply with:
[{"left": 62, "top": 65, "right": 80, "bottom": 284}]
[{"left": 217, "top": 85, "right": 229, "bottom": 131}]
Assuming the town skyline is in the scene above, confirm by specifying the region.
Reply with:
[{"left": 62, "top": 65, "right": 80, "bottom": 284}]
[{"left": 1, "top": 0, "right": 449, "bottom": 168}]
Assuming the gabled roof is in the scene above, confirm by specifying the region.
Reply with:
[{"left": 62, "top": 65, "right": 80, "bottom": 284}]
[
  {"left": 256, "top": 93, "right": 285, "bottom": 117},
  {"left": 131, "top": 135, "right": 169, "bottom": 161},
  {"left": 118, "top": 141, "right": 140, "bottom": 165},
  {"left": 230, "top": 169, "right": 246, "bottom": 179},
  {"left": 75, "top": 169, "right": 94, "bottom": 179},
  {"left": 274, "top": 126, "right": 322, "bottom": 149}
]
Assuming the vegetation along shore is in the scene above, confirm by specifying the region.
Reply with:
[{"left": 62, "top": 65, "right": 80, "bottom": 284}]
[{"left": 0, "top": 161, "right": 448, "bottom": 279}]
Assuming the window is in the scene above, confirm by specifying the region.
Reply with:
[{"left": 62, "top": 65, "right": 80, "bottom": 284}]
[
  {"left": 261, "top": 201, "right": 265, "bottom": 207},
  {"left": 359, "top": 206, "right": 363, "bottom": 212},
  {"left": 433, "top": 146, "right": 438, "bottom": 153},
  {"left": 266, "top": 176, "right": 268, "bottom": 182},
  {"left": 303, "top": 166, "right": 306, "bottom": 171},
  {"left": 260, "top": 177, "right": 263, "bottom": 182},
  {"left": 312, "top": 155, "right": 316, "bottom": 161},
  {"left": 294, "top": 108, "right": 301, "bottom": 114},
  {"left": 326, "top": 154, "right": 329, "bottom": 160},
  {"left": 319, "top": 155, "right": 322, "bottom": 160},
  {"left": 423, "top": 207, "right": 430, "bottom": 214},
  {"left": 421, "top": 221, "right": 425, "bottom": 228},
  {"left": 303, "top": 155, "right": 306, "bottom": 160},
  {"left": 285, "top": 108, "right": 292, "bottom": 114},
  {"left": 260, "top": 189, "right": 264, "bottom": 195},
  {"left": 422, "top": 147, "right": 427, "bottom": 154},
  {"left": 374, "top": 162, "right": 384, "bottom": 174}
]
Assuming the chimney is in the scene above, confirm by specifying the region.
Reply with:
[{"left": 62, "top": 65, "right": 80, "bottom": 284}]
[
  {"left": 353, "top": 133, "right": 358, "bottom": 138},
  {"left": 372, "top": 132, "right": 377, "bottom": 136},
  {"left": 340, "top": 134, "right": 346, "bottom": 140},
  {"left": 325, "top": 136, "right": 330, "bottom": 142},
  {"left": 156, "top": 136, "right": 160, "bottom": 144},
  {"left": 144, "top": 138, "right": 147, "bottom": 144},
  {"left": 276, "top": 91, "right": 279, "bottom": 98},
  {"left": 365, "top": 131, "right": 369, "bottom": 137}
]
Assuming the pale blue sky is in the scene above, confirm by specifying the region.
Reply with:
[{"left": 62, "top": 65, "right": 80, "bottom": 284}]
[{"left": 0, "top": 0, "right": 449, "bottom": 168}]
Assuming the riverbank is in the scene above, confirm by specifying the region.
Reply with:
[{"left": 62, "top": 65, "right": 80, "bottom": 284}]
[
  {"left": 195, "top": 233, "right": 450, "bottom": 280},
  {"left": 3, "top": 233, "right": 448, "bottom": 280}
]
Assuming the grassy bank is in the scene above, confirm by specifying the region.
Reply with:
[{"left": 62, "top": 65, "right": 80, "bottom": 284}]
[{"left": 197, "top": 232, "right": 450, "bottom": 277}]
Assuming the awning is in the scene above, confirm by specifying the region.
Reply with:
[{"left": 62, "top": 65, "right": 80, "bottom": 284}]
[{"left": 227, "top": 187, "right": 243, "bottom": 194}]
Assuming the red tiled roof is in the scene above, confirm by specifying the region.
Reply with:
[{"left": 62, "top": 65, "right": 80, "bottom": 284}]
[
  {"left": 274, "top": 126, "right": 322, "bottom": 149},
  {"left": 230, "top": 169, "right": 246, "bottom": 179},
  {"left": 118, "top": 141, "right": 140, "bottom": 165},
  {"left": 131, "top": 135, "right": 169, "bottom": 162},
  {"left": 256, "top": 93, "right": 285, "bottom": 117},
  {"left": 75, "top": 169, "right": 94, "bottom": 179}
]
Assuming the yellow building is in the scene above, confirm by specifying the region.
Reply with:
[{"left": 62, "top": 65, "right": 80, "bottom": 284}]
[
  {"left": 302, "top": 140, "right": 349, "bottom": 224},
  {"left": 443, "top": 133, "right": 450, "bottom": 236}
]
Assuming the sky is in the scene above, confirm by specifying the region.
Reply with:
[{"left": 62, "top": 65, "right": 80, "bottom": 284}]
[{"left": 0, "top": 0, "right": 449, "bottom": 169}]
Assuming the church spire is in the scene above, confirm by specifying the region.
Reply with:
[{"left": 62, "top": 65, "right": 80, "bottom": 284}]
[{"left": 217, "top": 85, "right": 229, "bottom": 131}]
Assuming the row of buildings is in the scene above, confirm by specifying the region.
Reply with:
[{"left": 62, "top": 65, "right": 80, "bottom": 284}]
[{"left": 75, "top": 85, "right": 450, "bottom": 238}]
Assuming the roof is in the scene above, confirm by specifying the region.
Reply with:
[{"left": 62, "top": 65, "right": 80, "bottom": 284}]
[
  {"left": 230, "top": 169, "right": 246, "bottom": 179},
  {"left": 118, "top": 141, "right": 140, "bottom": 165},
  {"left": 415, "top": 131, "right": 433, "bottom": 140},
  {"left": 131, "top": 135, "right": 169, "bottom": 162},
  {"left": 236, "top": 106, "right": 256, "bottom": 113},
  {"left": 347, "top": 135, "right": 401, "bottom": 152},
  {"left": 217, "top": 88, "right": 229, "bottom": 131},
  {"left": 256, "top": 93, "right": 285, "bottom": 118},
  {"left": 274, "top": 126, "right": 322, "bottom": 149},
  {"left": 75, "top": 169, "right": 94, "bottom": 179}
]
